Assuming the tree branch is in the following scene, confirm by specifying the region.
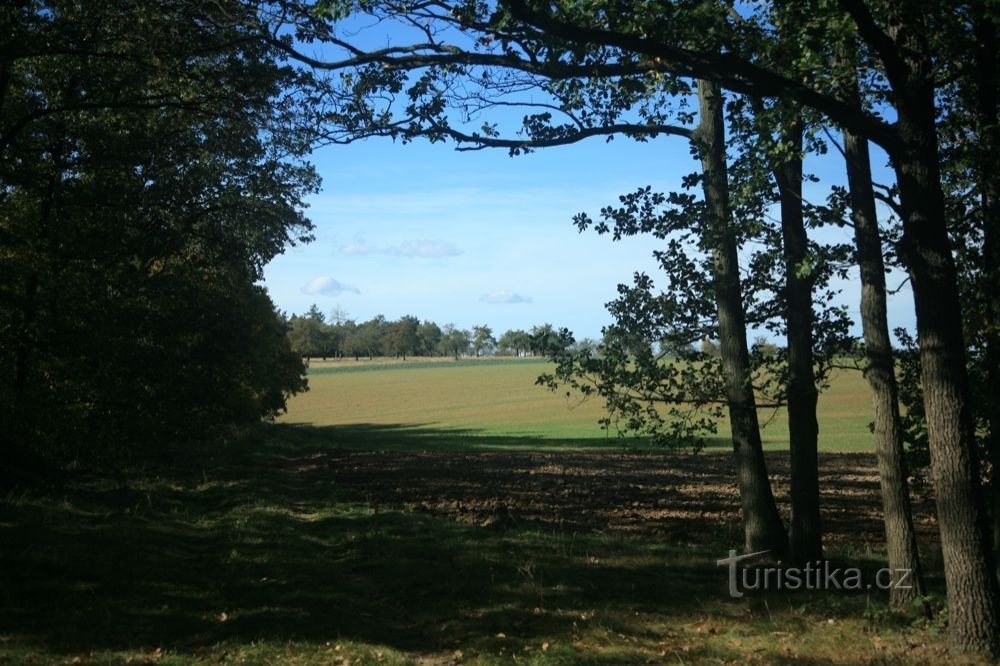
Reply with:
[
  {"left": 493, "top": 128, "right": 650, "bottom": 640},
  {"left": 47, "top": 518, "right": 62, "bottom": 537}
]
[
  {"left": 443, "top": 122, "right": 693, "bottom": 151},
  {"left": 503, "top": 0, "right": 903, "bottom": 155},
  {"left": 836, "top": 0, "right": 906, "bottom": 87},
  {"left": 264, "top": 33, "right": 656, "bottom": 81}
]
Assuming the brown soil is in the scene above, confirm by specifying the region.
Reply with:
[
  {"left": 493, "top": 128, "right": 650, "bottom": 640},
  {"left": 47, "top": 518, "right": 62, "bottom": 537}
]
[{"left": 292, "top": 450, "right": 938, "bottom": 550}]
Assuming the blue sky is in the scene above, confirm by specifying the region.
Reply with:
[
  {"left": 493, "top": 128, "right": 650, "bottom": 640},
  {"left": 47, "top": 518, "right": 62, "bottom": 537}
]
[
  {"left": 262, "top": 128, "right": 916, "bottom": 341},
  {"left": 265, "top": 134, "right": 683, "bottom": 338}
]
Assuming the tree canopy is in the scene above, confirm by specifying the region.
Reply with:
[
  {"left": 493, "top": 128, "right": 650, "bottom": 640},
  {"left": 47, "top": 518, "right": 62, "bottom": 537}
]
[{"left": 2, "top": 0, "right": 318, "bottom": 480}]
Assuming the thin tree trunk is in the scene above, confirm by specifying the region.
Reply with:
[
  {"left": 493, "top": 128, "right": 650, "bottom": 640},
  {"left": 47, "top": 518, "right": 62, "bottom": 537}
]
[
  {"left": 772, "top": 119, "right": 822, "bottom": 564},
  {"left": 836, "top": 44, "right": 926, "bottom": 607},
  {"left": 842, "top": 129, "right": 925, "bottom": 609},
  {"left": 695, "top": 79, "right": 787, "bottom": 556}
]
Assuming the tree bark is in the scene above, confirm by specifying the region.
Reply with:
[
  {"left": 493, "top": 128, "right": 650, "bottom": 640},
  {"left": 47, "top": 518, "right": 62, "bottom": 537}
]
[
  {"left": 695, "top": 79, "right": 787, "bottom": 556},
  {"left": 971, "top": 0, "right": 1000, "bottom": 586},
  {"left": 840, "top": 105, "right": 926, "bottom": 608},
  {"left": 892, "top": 41, "right": 999, "bottom": 654},
  {"left": 771, "top": 119, "right": 822, "bottom": 564},
  {"left": 834, "top": 41, "right": 926, "bottom": 607}
]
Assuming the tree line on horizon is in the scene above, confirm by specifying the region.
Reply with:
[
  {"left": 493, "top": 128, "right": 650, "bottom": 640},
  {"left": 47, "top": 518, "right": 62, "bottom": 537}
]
[
  {"left": 284, "top": 305, "right": 580, "bottom": 360},
  {"left": 283, "top": 305, "right": 776, "bottom": 363}
]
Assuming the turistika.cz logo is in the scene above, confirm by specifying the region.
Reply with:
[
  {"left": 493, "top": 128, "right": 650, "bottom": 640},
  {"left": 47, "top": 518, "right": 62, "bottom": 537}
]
[{"left": 716, "top": 550, "right": 914, "bottom": 598}]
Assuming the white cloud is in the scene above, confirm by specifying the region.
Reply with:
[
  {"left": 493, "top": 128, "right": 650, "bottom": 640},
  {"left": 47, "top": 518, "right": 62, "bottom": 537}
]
[
  {"left": 301, "top": 276, "right": 360, "bottom": 296},
  {"left": 341, "top": 238, "right": 461, "bottom": 258},
  {"left": 340, "top": 241, "right": 379, "bottom": 256},
  {"left": 479, "top": 291, "right": 532, "bottom": 304}
]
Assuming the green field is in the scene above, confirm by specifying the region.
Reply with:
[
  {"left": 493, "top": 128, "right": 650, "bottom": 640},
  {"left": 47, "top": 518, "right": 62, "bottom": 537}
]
[{"left": 281, "top": 357, "right": 877, "bottom": 452}]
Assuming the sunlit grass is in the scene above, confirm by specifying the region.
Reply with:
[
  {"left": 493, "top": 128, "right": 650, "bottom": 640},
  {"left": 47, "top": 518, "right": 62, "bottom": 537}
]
[{"left": 282, "top": 358, "right": 877, "bottom": 452}]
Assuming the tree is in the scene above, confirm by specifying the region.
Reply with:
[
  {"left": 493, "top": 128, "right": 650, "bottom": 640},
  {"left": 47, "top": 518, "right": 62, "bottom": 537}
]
[
  {"left": 439, "top": 325, "right": 471, "bottom": 359},
  {"left": 386, "top": 315, "right": 420, "bottom": 359},
  {"left": 279, "top": 0, "right": 789, "bottom": 558},
  {"left": 692, "top": 80, "right": 789, "bottom": 555},
  {"left": 288, "top": 305, "right": 330, "bottom": 359},
  {"left": 417, "top": 320, "right": 443, "bottom": 356},
  {"left": 832, "top": 41, "right": 926, "bottom": 606},
  {"left": 471, "top": 325, "right": 497, "bottom": 357},
  {"left": 749, "top": 100, "right": 824, "bottom": 563},
  {"left": 1, "top": 0, "right": 317, "bottom": 482},
  {"left": 529, "top": 324, "right": 572, "bottom": 357},
  {"left": 349, "top": 317, "right": 386, "bottom": 360},
  {"left": 497, "top": 329, "right": 531, "bottom": 357}
]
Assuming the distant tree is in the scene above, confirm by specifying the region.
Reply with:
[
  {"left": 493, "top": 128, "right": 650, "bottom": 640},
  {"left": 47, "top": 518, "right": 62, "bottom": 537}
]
[
  {"left": 497, "top": 329, "right": 531, "bottom": 357},
  {"left": 329, "top": 305, "right": 350, "bottom": 325},
  {"left": 288, "top": 305, "right": 331, "bottom": 359},
  {"left": 417, "top": 320, "right": 443, "bottom": 356},
  {"left": 328, "top": 324, "right": 347, "bottom": 359},
  {"left": 529, "top": 324, "right": 570, "bottom": 356},
  {"left": 471, "top": 325, "right": 497, "bottom": 357},
  {"left": 751, "top": 336, "right": 780, "bottom": 360},
  {"left": 386, "top": 315, "right": 420, "bottom": 360},
  {"left": 305, "top": 304, "right": 326, "bottom": 324},
  {"left": 699, "top": 338, "right": 721, "bottom": 358},
  {"left": 341, "top": 323, "right": 366, "bottom": 361},
  {"left": 439, "top": 325, "right": 471, "bottom": 359},
  {"left": 658, "top": 338, "right": 695, "bottom": 358},
  {"left": 353, "top": 317, "right": 386, "bottom": 360}
]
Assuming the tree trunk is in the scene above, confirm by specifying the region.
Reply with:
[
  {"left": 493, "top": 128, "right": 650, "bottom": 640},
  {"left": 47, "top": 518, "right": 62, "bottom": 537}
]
[
  {"left": 836, "top": 44, "right": 926, "bottom": 607},
  {"left": 893, "top": 55, "right": 999, "bottom": 654},
  {"left": 971, "top": 0, "right": 1000, "bottom": 586},
  {"left": 841, "top": 116, "right": 926, "bottom": 609},
  {"left": 772, "top": 119, "right": 822, "bottom": 564},
  {"left": 695, "top": 79, "right": 787, "bottom": 556}
]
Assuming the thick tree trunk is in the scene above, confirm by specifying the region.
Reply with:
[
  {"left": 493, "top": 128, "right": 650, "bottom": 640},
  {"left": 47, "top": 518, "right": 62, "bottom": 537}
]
[
  {"left": 695, "top": 80, "right": 787, "bottom": 556},
  {"left": 879, "top": 1, "right": 1000, "bottom": 651},
  {"left": 841, "top": 119, "right": 926, "bottom": 607},
  {"left": 772, "top": 120, "right": 822, "bottom": 564},
  {"left": 894, "top": 77, "right": 999, "bottom": 656},
  {"left": 971, "top": 0, "right": 1000, "bottom": 586}
]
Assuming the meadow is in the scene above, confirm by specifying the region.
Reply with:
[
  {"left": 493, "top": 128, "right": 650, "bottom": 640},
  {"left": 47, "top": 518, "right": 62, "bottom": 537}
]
[
  {"left": 284, "top": 357, "right": 877, "bottom": 451},
  {"left": 1, "top": 358, "right": 974, "bottom": 665}
]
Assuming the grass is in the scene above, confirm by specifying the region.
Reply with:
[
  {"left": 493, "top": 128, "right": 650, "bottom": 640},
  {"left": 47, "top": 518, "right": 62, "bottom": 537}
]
[
  {"left": 282, "top": 357, "right": 878, "bottom": 452},
  {"left": 0, "top": 426, "right": 960, "bottom": 665},
  {"left": 1, "top": 359, "right": 970, "bottom": 664}
]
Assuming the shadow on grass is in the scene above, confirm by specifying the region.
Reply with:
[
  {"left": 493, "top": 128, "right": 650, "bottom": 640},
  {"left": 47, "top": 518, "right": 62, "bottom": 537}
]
[
  {"left": 0, "top": 423, "right": 941, "bottom": 664},
  {"left": 0, "top": 423, "right": 738, "bottom": 664},
  {"left": 275, "top": 420, "right": 732, "bottom": 453}
]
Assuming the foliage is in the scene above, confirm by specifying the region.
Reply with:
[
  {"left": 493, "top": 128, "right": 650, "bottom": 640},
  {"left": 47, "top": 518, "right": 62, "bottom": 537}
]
[
  {"left": 440, "top": 324, "right": 472, "bottom": 359},
  {"left": 538, "top": 170, "right": 853, "bottom": 450},
  {"left": 285, "top": 308, "right": 568, "bottom": 361},
  {"left": 1, "top": 0, "right": 317, "bottom": 481},
  {"left": 471, "top": 324, "right": 497, "bottom": 357},
  {"left": 497, "top": 328, "right": 532, "bottom": 356}
]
